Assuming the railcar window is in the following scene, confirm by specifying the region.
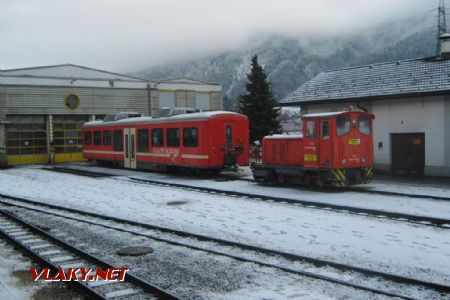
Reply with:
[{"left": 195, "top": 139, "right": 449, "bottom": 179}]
[
  {"left": 358, "top": 116, "right": 371, "bottom": 135},
  {"left": 337, "top": 115, "right": 351, "bottom": 136},
  {"left": 84, "top": 131, "right": 92, "bottom": 145},
  {"left": 226, "top": 126, "right": 232, "bottom": 146},
  {"left": 167, "top": 128, "right": 180, "bottom": 147},
  {"left": 138, "top": 129, "right": 149, "bottom": 152},
  {"left": 321, "top": 121, "right": 330, "bottom": 139},
  {"left": 152, "top": 128, "right": 164, "bottom": 146},
  {"left": 103, "top": 130, "right": 112, "bottom": 145},
  {"left": 113, "top": 130, "right": 123, "bottom": 151},
  {"left": 183, "top": 127, "right": 198, "bottom": 147},
  {"left": 94, "top": 131, "right": 102, "bottom": 145},
  {"left": 306, "top": 121, "right": 318, "bottom": 138}
]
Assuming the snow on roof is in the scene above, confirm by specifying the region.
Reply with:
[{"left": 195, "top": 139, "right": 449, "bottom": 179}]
[
  {"left": 264, "top": 134, "right": 303, "bottom": 139},
  {"left": 83, "top": 111, "right": 243, "bottom": 127},
  {"left": 280, "top": 56, "right": 450, "bottom": 104},
  {"left": 0, "top": 63, "right": 148, "bottom": 81},
  {"left": 302, "top": 111, "right": 348, "bottom": 118}
]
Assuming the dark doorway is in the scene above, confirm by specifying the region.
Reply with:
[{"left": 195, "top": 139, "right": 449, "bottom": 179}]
[{"left": 391, "top": 133, "right": 425, "bottom": 175}]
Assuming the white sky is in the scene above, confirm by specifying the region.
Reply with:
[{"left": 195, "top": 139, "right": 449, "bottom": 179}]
[{"left": 0, "top": 0, "right": 436, "bottom": 72}]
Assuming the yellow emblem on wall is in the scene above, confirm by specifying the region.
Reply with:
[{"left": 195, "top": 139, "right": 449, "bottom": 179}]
[{"left": 64, "top": 93, "right": 80, "bottom": 109}]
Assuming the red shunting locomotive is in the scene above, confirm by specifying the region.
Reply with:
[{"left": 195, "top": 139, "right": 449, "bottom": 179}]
[
  {"left": 252, "top": 108, "right": 375, "bottom": 187},
  {"left": 82, "top": 110, "right": 249, "bottom": 172}
]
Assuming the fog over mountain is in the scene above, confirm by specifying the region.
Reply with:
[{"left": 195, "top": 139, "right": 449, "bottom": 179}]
[{"left": 135, "top": 13, "right": 436, "bottom": 105}]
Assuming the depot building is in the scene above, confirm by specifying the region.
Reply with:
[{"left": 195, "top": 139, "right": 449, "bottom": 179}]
[
  {"left": 0, "top": 64, "right": 223, "bottom": 166},
  {"left": 280, "top": 38, "right": 450, "bottom": 177}
]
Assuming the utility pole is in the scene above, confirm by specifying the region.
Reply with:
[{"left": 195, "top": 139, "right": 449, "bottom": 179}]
[{"left": 437, "top": 0, "right": 448, "bottom": 55}]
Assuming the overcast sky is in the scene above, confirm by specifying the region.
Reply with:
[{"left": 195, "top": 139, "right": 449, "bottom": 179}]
[{"left": 0, "top": 0, "right": 436, "bottom": 72}]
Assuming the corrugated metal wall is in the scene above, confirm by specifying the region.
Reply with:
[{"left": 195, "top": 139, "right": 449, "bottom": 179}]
[
  {"left": 0, "top": 86, "right": 7, "bottom": 165},
  {"left": 3, "top": 86, "right": 150, "bottom": 115}
]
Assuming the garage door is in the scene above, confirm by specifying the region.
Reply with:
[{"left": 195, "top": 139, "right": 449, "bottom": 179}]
[{"left": 391, "top": 133, "right": 425, "bottom": 175}]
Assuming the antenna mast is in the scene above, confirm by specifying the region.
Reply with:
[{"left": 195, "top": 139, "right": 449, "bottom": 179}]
[{"left": 437, "top": 0, "right": 448, "bottom": 55}]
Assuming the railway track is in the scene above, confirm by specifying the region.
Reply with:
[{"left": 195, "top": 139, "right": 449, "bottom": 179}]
[
  {"left": 43, "top": 166, "right": 450, "bottom": 229},
  {"left": 48, "top": 165, "right": 450, "bottom": 202},
  {"left": 0, "top": 194, "right": 449, "bottom": 299},
  {"left": 221, "top": 174, "right": 450, "bottom": 202},
  {"left": 0, "top": 209, "right": 179, "bottom": 300},
  {"left": 128, "top": 177, "right": 450, "bottom": 229}
]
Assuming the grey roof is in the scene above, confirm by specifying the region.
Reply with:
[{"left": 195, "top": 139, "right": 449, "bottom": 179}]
[{"left": 280, "top": 57, "right": 450, "bottom": 104}]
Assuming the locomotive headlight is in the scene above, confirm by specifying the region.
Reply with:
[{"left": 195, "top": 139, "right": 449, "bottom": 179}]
[
  {"left": 342, "top": 158, "right": 348, "bottom": 165},
  {"left": 362, "top": 158, "right": 367, "bottom": 163}
]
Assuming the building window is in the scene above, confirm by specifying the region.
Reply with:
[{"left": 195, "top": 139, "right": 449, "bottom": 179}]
[
  {"left": 113, "top": 130, "right": 122, "bottom": 151},
  {"left": 152, "top": 128, "right": 164, "bottom": 146},
  {"left": 358, "top": 116, "right": 371, "bottom": 135},
  {"left": 183, "top": 127, "right": 198, "bottom": 147},
  {"left": 94, "top": 131, "right": 102, "bottom": 145},
  {"left": 64, "top": 93, "right": 80, "bottom": 109},
  {"left": 306, "top": 121, "right": 318, "bottom": 138},
  {"left": 138, "top": 129, "right": 149, "bottom": 152},
  {"left": 103, "top": 130, "right": 112, "bottom": 145},
  {"left": 85, "top": 131, "right": 92, "bottom": 145},
  {"left": 337, "top": 115, "right": 351, "bottom": 136},
  {"left": 321, "top": 121, "right": 330, "bottom": 139},
  {"left": 195, "top": 93, "right": 210, "bottom": 110},
  {"left": 167, "top": 128, "right": 180, "bottom": 147},
  {"left": 159, "top": 91, "right": 176, "bottom": 108}
]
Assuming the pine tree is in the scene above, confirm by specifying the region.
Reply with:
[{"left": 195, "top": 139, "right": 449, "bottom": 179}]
[{"left": 239, "top": 55, "right": 281, "bottom": 142}]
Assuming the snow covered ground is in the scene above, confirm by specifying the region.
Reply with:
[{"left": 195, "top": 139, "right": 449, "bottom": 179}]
[
  {"left": 10, "top": 208, "right": 390, "bottom": 300},
  {"left": 0, "top": 164, "right": 449, "bottom": 294},
  {"left": 61, "top": 163, "right": 450, "bottom": 219}
]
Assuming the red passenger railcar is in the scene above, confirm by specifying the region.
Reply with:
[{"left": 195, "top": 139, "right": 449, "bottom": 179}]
[
  {"left": 82, "top": 111, "right": 249, "bottom": 172},
  {"left": 252, "top": 108, "right": 374, "bottom": 187}
]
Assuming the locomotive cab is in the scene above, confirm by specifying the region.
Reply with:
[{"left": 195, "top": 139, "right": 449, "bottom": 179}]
[{"left": 302, "top": 109, "right": 374, "bottom": 187}]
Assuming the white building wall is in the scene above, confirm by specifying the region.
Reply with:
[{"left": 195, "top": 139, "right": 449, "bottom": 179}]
[
  {"left": 371, "top": 97, "right": 445, "bottom": 175},
  {"left": 445, "top": 96, "right": 450, "bottom": 176},
  {"left": 300, "top": 96, "right": 447, "bottom": 176}
]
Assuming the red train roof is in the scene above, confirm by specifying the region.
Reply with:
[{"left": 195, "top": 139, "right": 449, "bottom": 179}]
[{"left": 83, "top": 111, "right": 245, "bottom": 128}]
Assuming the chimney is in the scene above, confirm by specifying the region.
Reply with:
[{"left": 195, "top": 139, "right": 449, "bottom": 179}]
[{"left": 439, "top": 33, "right": 450, "bottom": 59}]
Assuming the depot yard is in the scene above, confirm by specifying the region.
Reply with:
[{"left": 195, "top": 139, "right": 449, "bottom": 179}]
[{"left": 0, "top": 164, "right": 450, "bottom": 299}]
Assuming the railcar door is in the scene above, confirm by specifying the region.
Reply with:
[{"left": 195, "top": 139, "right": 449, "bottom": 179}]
[
  {"left": 124, "top": 128, "right": 137, "bottom": 169},
  {"left": 319, "top": 120, "right": 332, "bottom": 168},
  {"left": 303, "top": 119, "right": 320, "bottom": 168}
]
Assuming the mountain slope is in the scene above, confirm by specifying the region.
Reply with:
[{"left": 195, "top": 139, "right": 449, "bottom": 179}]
[{"left": 135, "top": 17, "right": 436, "bottom": 105}]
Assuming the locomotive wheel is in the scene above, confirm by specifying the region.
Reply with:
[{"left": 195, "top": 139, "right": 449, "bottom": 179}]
[
  {"left": 277, "top": 174, "right": 286, "bottom": 184},
  {"left": 303, "top": 176, "right": 311, "bottom": 186},
  {"left": 316, "top": 178, "right": 325, "bottom": 188}
]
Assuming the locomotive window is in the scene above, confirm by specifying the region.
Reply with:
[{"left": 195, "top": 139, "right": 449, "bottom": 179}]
[
  {"left": 113, "top": 130, "right": 123, "bottom": 151},
  {"left": 94, "top": 131, "right": 102, "bottom": 145},
  {"left": 321, "top": 121, "right": 330, "bottom": 139},
  {"left": 167, "top": 128, "right": 180, "bottom": 147},
  {"left": 138, "top": 129, "right": 149, "bottom": 152},
  {"left": 358, "top": 116, "right": 371, "bottom": 135},
  {"left": 306, "top": 121, "right": 318, "bottom": 138},
  {"left": 183, "top": 127, "right": 198, "bottom": 147},
  {"left": 337, "top": 115, "right": 351, "bottom": 136},
  {"left": 103, "top": 130, "right": 112, "bottom": 145},
  {"left": 152, "top": 128, "right": 164, "bottom": 147},
  {"left": 84, "top": 131, "right": 92, "bottom": 145}
]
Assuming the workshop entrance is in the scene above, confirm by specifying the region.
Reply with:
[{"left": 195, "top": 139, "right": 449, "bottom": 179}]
[{"left": 391, "top": 133, "right": 425, "bottom": 175}]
